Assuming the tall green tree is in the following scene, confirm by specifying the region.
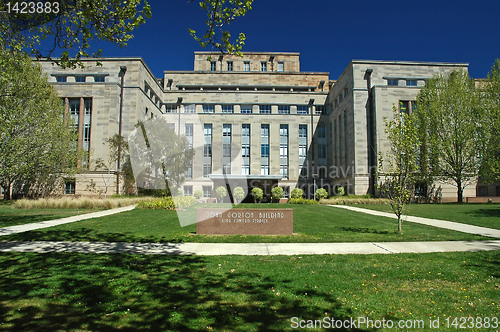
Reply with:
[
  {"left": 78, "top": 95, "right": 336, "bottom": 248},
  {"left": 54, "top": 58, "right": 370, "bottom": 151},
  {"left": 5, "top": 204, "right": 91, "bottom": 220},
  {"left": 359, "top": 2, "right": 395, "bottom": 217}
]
[
  {"left": 479, "top": 59, "right": 500, "bottom": 183},
  {"left": 378, "top": 105, "right": 420, "bottom": 234},
  {"left": 0, "top": 0, "right": 152, "bottom": 68},
  {"left": 416, "top": 70, "right": 484, "bottom": 203},
  {"left": 0, "top": 47, "right": 79, "bottom": 199},
  {"left": 189, "top": 0, "right": 253, "bottom": 56},
  {"left": 129, "top": 119, "right": 195, "bottom": 196}
]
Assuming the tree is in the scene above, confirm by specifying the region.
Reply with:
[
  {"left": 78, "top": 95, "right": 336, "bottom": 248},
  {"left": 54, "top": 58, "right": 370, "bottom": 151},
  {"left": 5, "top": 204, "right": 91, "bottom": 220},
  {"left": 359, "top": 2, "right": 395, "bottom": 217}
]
[
  {"left": 290, "top": 187, "right": 303, "bottom": 199},
  {"left": 378, "top": 105, "right": 419, "bottom": 234},
  {"left": 315, "top": 188, "right": 328, "bottom": 200},
  {"left": 215, "top": 186, "right": 228, "bottom": 203},
  {"left": 194, "top": 189, "right": 203, "bottom": 200},
  {"left": 416, "top": 70, "right": 484, "bottom": 203},
  {"left": 189, "top": 0, "right": 253, "bottom": 56},
  {"left": 0, "top": 47, "right": 78, "bottom": 199},
  {"left": 1, "top": 0, "right": 152, "bottom": 68},
  {"left": 271, "top": 186, "right": 284, "bottom": 202},
  {"left": 91, "top": 134, "right": 129, "bottom": 198},
  {"left": 479, "top": 59, "right": 500, "bottom": 183},
  {"left": 233, "top": 186, "right": 245, "bottom": 203},
  {"left": 128, "top": 118, "right": 195, "bottom": 197},
  {"left": 251, "top": 187, "right": 263, "bottom": 203}
]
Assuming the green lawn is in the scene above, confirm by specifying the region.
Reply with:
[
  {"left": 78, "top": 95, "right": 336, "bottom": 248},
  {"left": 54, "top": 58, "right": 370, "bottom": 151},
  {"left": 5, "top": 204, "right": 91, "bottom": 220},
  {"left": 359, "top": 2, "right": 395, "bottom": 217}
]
[
  {"left": 354, "top": 203, "right": 500, "bottom": 230},
  {"left": 0, "top": 201, "right": 102, "bottom": 228},
  {"left": 1, "top": 204, "right": 491, "bottom": 243},
  {"left": 0, "top": 251, "right": 498, "bottom": 331}
]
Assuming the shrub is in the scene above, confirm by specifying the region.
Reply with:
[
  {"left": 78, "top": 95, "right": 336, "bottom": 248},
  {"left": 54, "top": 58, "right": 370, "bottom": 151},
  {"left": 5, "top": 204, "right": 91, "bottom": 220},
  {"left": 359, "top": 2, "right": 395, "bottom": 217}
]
[
  {"left": 251, "top": 187, "right": 263, "bottom": 203},
  {"left": 288, "top": 198, "right": 319, "bottom": 205},
  {"left": 290, "top": 188, "right": 303, "bottom": 199},
  {"left": 319, "top": 198, "right": 390, "bottom": 205},
  {"left": 215, "top": 186, "right": 228, "bottom": 202},
  {"left": 233, "top": 187, "right": 245, "bottom": 202},
  {"left": 13, "top": 197, "right": 154, "bottom": 210},
  {"left": 136, "top": 196, "right": 196, "bottom": 210},
  {"left": 336, "top": 186, "right": 345, "bottom": 196},
  {"left": 315, "top": 188, "right": 328, "bottom": 200},
  {"left": 193, "top": 190, "right": 203, "bottom": 199},
  {"left": 271, "top": 187, "right": 284, "bottom": 202},
  {"left": 137, "top": 197, "right": 176, "bottom": 210}
]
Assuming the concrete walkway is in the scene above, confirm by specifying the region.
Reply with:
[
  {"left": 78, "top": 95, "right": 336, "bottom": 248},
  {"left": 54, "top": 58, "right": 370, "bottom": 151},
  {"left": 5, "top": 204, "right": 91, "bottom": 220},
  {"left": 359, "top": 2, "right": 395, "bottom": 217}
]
[
  {"left": 0, "top": 204, "right": 499, "bottom": 255},
  {"left": 0, "top": 205, "right": 136, "bottom": 236},
  {"left": 329, "top": 205, "right": 500, "bottom": 238},
  {"left": 0, "top": 240, "right": 499, "bottom": 256}
]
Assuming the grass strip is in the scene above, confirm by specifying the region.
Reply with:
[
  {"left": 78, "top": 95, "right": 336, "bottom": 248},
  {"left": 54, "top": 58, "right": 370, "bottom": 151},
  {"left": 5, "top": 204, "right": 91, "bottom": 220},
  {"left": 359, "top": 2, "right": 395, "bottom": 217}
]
[
  {"left": 0, "top": 251, "right": 497, "bottom": 331},
  {"left": 1, "top": 204, "right": 490, "bottom": 243},
  {"left": 354, "top": 203, "right": 500, "bottom": 230}
]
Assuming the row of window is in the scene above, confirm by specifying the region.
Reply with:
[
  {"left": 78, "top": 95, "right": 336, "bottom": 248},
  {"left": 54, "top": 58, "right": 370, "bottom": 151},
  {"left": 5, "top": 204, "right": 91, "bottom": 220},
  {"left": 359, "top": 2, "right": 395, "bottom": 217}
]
[
  {"left": 201, "top": 123, "right": 311, "bottom": 179},
  {"left": 210, "top": 60, "right": 286, "bottom": 72},
  {"left": 164, "top": 104, "right": 327, "bottom": 115},
  {"left": 55, "top": 75, "right": 106, "bottom": 83},
  {"left": 387, "top": 79, "right": 419, "bottom": 86},
  {"left": 333, "top": 87, "right": 349, "bottom": 109}
]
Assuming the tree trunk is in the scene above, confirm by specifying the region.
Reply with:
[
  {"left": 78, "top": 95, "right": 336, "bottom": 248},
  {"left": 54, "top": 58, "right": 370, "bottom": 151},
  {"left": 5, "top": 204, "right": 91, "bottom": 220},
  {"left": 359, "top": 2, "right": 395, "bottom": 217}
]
[
  {"left": 3, "top": 182, "right": 11, "bottom": 200},
  {"left": 457, "top": 180, "right": 463, "bottom": 203},
  {"left": 397, "top": 215, "right": 402, "bottom": 234}
]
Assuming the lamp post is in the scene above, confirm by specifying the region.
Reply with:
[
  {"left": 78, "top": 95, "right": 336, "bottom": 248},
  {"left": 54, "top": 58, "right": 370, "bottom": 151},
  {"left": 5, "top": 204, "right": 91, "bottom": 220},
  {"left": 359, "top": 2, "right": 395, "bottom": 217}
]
[
  {"left": 312, "top": 173, "right": 318, "bottom": 200},
  {"left": 116, "top": 65, "right": 127, "bottom": 195}
]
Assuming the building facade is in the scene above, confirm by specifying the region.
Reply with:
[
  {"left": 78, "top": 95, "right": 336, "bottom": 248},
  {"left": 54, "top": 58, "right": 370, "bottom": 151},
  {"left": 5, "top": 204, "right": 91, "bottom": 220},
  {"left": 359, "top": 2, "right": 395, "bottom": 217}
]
[{"left": 33, "top": 52, "right": 485, "bottom": 201}]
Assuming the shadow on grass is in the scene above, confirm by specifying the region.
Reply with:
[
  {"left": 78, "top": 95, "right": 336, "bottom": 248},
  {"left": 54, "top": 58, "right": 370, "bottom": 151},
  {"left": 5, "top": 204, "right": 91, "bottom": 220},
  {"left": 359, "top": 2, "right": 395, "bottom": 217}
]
[
  {"left": 0, "top": 253, "right": 370, "bottom": 331},
  {"left": 2, "top": 229, "right": 185, "bottom": 244},
  {"left": 463, "top": 207, "right": 500, "bottom": 219},
  {"left": 341, "top": 227, "right": 391, "bottom": 235}
]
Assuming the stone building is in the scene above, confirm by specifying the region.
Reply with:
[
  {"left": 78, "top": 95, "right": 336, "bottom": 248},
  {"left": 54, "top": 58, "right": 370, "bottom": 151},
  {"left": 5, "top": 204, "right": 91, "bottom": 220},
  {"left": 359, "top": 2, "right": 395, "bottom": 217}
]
[{"left": 29, "top": 52, "right": 486, "bottom": 202}]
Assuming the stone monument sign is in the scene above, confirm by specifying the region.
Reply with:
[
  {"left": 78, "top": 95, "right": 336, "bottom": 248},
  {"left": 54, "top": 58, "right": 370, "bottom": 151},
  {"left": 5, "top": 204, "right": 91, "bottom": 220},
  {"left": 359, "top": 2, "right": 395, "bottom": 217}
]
[{"left": 196, "top": 208, "right": 293, "bottom": 235}]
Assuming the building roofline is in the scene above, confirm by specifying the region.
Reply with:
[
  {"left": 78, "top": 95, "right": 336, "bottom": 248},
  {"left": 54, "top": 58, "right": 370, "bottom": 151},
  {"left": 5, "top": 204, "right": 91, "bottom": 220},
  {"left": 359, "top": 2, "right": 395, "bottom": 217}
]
[
  {"left": 194, "top": 51, "right": 301, "bottom": 56},
  {"left": 350, "top": 59, "right": 469, "bottom": 67}
]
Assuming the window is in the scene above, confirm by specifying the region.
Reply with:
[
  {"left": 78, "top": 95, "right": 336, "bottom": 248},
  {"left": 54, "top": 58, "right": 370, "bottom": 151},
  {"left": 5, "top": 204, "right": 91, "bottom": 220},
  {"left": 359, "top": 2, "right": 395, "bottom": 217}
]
[
  {"left": 242, "top": 124, "right": 250, "bottom": 175},
  {"left": 185, "top": 124, "right": 193, "bottom": 179},
  {"left": 75, "top": 76, "right": 86, "bottom": 83},
  {"left": 183, "top": 186, "right": 193, "bottom": 196},
  {"left": 315, "top": 106, "right": 326, "bottom": 115},
  {"left": 388, "top": 79, "right": 399, "bottom": 86},
  {"left": 227, "top": 61, "right": 233, "bottom": 71},
  {"left": 203, "top": 104, "right": 215, "bottom": 113},
  {"left": 94, "top": 76, "right": 105, "bottom": 82},
  {"left": 240, "top": 105, "right": 252, "bottom": 114},
  {"left": 277, "top": 61, "right": 284, "bottom": 72},
  {"left": 317, "top": 125, "right": 327, "bottom": 161},
  {"left": 55, "top": 76, "right": 67, "bottom": 82},
  {"left": 260, "top": 61, "right": 267, "bottom": 72},
  {"left": 203, "top": 124, "right": 212, "bottom": 177},
  {"left": 280, "top": 124, "right": 289, "bottom": 179},
  {"left": 222, "top": 124, "right": 232, "bottom": 174},
  {"left": 261, "top": 124, "right": 270, "bottom": 175},
  {"left": 299, "top": 124, "right": 308, "bottom": 176},
  {"left": 244, "top": 61, "right": 250, "bottom": 72},
  {"left": 183, "top": 104, "right": 196, "bottom": 113},
  {"left": 406, "top": 80, "right": 417, "bottom": 86},
  {"left": 297, "top": 105, "right": 309, "bottom": 114},
  {"left": 64, "top": 179, "right": 75, "bottom": 195},
  {"left": 259, "top": 105, "right": 271, "bottom": 114},
  {"left": 343, "top": 88, "right": 349, "bottom": 97},
  {"left": 203, "top": 186, "right": 212, "bottom": 198},
  {"left": 165, "top": 105, "right": 177, "bottom": 113},
  {"left": 222, "top": 105, "right": 234, "bottom": 114},
  {"left": 210, "top": 61, "right": 217, "bottom": 71},
  {"left": 278, "top": 105, "right": 290, "bottom": 114}
]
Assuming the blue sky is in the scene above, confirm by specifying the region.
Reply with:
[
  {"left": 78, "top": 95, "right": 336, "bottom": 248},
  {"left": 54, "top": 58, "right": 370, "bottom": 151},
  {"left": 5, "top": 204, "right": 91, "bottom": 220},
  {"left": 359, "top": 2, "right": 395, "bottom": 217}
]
[{"left": 89, "top": 0, "right": 500, "bottom": 79}]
